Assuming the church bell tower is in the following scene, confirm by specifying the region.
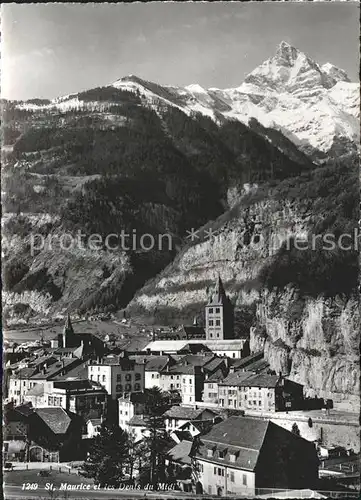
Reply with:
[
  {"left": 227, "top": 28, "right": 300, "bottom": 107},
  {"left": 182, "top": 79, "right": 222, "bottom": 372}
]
[{"left": 205, "top": 275, "right": 234, "bottom": 340}]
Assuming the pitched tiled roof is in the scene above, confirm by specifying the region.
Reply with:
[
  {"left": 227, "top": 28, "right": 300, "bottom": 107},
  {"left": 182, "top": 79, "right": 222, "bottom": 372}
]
[
  {"left": 219, "top": 371, "right": 254, "bottom": 386},
  {"left": 34, "top": 407, "right": 73, "bottom": 434},
  {"left": 182, "top": 326, "right": 205, "bottom": 335},
  {"left": 197, "top": 416, "right": 269, "bottom": 471},
  {"left": 231, "top": 352, "right": 263, "bottom": 370},
  {"left": 164, "top": 406, "right": 216, "bottom": 421},
  {"left": 244, "top": 359, "right": 270, "bottom": 373},
  {"left": 25, "top": 384, "right": 45, "bottom": 396},
  {"left": 240, "top": 373, "right": 280, "bottom": 388},
  {"left": 167, "top": 440, "right": 193, "bottom": 465},
  {"left": 30, "top": 358, "right": 80, "bottom": 380},
  {"left": 145, "top": 356, "right": 170, "bottom": 372},
  {"left": 128, "top": 415, "right": 146, "bottom": 426},
  {"left": 206, "top": 369, "right": 225, "bottom": 382},
  {"left": 88, "top": 418, "right": 102, "bottom": 426},
  {"left": 203, "top": 357, "right": 224, "bottom": 372}
]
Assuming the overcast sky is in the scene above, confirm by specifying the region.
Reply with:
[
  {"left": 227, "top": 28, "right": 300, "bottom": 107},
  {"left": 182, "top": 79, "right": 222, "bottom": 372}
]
[{"left": 1, "top": 2, "right": 359, "bottom": 100}]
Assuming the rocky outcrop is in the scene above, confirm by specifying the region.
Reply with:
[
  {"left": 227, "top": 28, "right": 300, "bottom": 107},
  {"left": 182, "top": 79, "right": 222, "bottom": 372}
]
[{"left": 129, "top": 189, "right": 359, "bottom": 405}]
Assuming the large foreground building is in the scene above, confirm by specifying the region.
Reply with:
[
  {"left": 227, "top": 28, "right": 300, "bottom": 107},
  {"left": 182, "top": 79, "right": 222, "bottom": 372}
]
[{"left": 195, "top": 416, "right": 319, "bottom": 496}]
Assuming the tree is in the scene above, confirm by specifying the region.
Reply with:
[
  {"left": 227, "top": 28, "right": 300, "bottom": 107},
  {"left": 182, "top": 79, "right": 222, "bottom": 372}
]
[
  {"left": 83, "top": 420, "right": 129, "bottom": 487},
  {"left": 140, "top": 387, "right": 172, "bottom": 488},
  {"left": 291, "top": 422, "right": 300, "bottom": 436}
]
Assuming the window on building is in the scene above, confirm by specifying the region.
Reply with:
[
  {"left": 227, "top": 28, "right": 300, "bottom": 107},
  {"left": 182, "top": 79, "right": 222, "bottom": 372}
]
[
  {"left": 102, "top": 375, "right": 106, "bottom": 382},
  {"left": 208, "top": 450, "right": 214, "bottom": 458},
  {"left": 176, "top": 375, "right": 180, "bottom": 380},
  {"left": 135, "top": 373, "right": 141, "bottom": 380},
  {"left": 189, "top": 378, "right": 192, "bottom": 384},
  {"left": 125, "top": 384, "right": 131, "bottom": 391},
  {"left": 217, "top": 333, "right": 220, "bottom": 338},
  {"left": 258, "top": 401, "right": 261, "bottom": 406},
  {"left": 198, "top": 463, "right": 203, "bottom": 472},
  {"left": 209, "top": 308, "right": 213, "bottom": 314},
  {"left": 208, "top": 486, "right": 212, "bottom": 494},
  {"left": 230, "top": 471, "right": 235, "bottom": 482},
  {"left": 97, "top": 375, "right": 100, "bottom": 381},
  {"left": 216, "top": 308, "right": 220, "bottom": 313},
  {"left": 183, "top": 378, "right": 186, "bottom": 384},
  {"left": 125, "top": 374, "right": 131, "bottom": 381},
  {"left": 156, "top": 374, "right": 159, "bottom": 378},
  {"left": 176, "top": 384, "right": 180, "bottom": 388},
  {"left": 120, "top": 410, "right": 123, "bottom": 415},
  {"left": 233, "top": 353, "right": 236, "bottom": 358},
  {"left": 151, "top": 374, "right": 155, "bottom": 379},
  {"left": 213, "top": 467, "right": 217, "bottom": 475},
  {"left": 242, "top": 474, "right": 247, "bottom": 485},
  {"left": 135, "top": 384, "right": 140, "bottom": 391},
  {"left": 216, "top": 320, "right": 220, "bottom": 326},
  {"left": 209, "top": 320, "right": 214, "bottom": 326}
]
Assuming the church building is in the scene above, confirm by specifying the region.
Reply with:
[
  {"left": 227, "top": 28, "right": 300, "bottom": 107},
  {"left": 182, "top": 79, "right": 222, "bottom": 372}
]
[{"left": 205, "top": 276, "right": 234, "bottom": 340}]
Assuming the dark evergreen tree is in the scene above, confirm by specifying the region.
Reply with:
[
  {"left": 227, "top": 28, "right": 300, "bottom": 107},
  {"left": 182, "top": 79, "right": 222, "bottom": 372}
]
[{"left": 83, "top": 420, "right": 129, "bottom": 487}]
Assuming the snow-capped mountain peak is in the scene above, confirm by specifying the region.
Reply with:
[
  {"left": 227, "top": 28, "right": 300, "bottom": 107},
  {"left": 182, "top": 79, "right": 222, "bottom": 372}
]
[
  {"left": 274, "top": 40, "right": 300, "bottom": 65},
  {"left": 109, "top": 42, "right": 359, "bottom": 159},
  {"left": 321, "top": 62, "right": 350, "bottom": 84}
]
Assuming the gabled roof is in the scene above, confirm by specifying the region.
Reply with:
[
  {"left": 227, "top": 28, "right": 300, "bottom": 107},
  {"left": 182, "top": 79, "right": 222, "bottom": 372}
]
[
  {"left": 145, "top": 356, "right": 171, "bottom": 372},
  {"left": 179, "top": 419, "right": 215, "bottom": 435},
  {"left": 180, "top": 326, "right": 206, "bottom": 337},
  {"left": 180, "top": 354, "right": 214, "bottom": 367},
  {"left": 34, "top": 407, "right": 74, "bottom": 434},
  {"left": 128, "top": 415, "right": 147, "bottom": 427},
  {"left": 196, "top": 416, "right": 270, "bottom": 471},
  {"left": 231, "top": 352, "right": 263, "bottom": 370},
  {"left": 206, "top": 369, "right": 226, "bottom": 383},
  {"left": 25, "top": 384, "right": 45, "bottom": 396},
  {"left": 167, "top": 440, "right": 193, "bottom": 465},
  {"left": 240, "top": 373, "right": 280, "bottom": 388},
  {"left": 163, "top": 406, "right": 216, "bottom": 421},
  {"left": 30, "top": 358, "right": 80, "bottom": 380},
  {"left": 51, "top": 361, "right": 89, "bottom": 381},
  {"left": 203, "top": 357, "right": 224, "bottom": 373},
  {"left": 219, "top": 370, "right": 254, "bottom": 387},
  {"left": 87, "top": 418, "right": 102, "bottom": 426}
]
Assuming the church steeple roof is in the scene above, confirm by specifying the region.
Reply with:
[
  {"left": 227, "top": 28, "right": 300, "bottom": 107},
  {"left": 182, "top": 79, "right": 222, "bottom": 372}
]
[
  {"left": 63, "top": 313, "right": 74, "bottom": 335},
  {"left": 207, "top": 275, "right": 228, "bottom": 306}
]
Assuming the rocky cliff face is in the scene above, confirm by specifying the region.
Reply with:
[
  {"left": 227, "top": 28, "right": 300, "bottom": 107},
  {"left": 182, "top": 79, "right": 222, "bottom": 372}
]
[
  {"left": 251, "top": 290, "right": 359, "bottom": 408},
  {"left": 129, "top": 184, "right": 359, "bottom": 406}
]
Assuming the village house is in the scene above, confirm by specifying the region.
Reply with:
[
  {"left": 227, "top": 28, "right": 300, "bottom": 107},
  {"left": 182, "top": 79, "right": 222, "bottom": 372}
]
[
  {"left": 4, "top": 404, "right": 84, "bottom": 463},
  {"left": 165, "top": 440, "right": 196, "bottom": 492},
  {"left": 144, "top": 355, "right": 174, "bottom": 389},
  {"left": 195, "top": 416, "right": 319, "bottom": 496},
  {"left": 88, "top": 352, "right": 145, "bottom": 400},
  {"left": 118, "top": 392, "right": 146, "bottom": 430},
  {"left": 218, "top": 372, "right": 304, "bottom": 412},
  {"left": 86, "top": 418, "right": 102, "bottom": 439},
  {"left": 163, "top": 406, "right": 218, "bottom": 433},
  {"left": 8, "top": 356, "right": 84, "bottom": 406}
]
